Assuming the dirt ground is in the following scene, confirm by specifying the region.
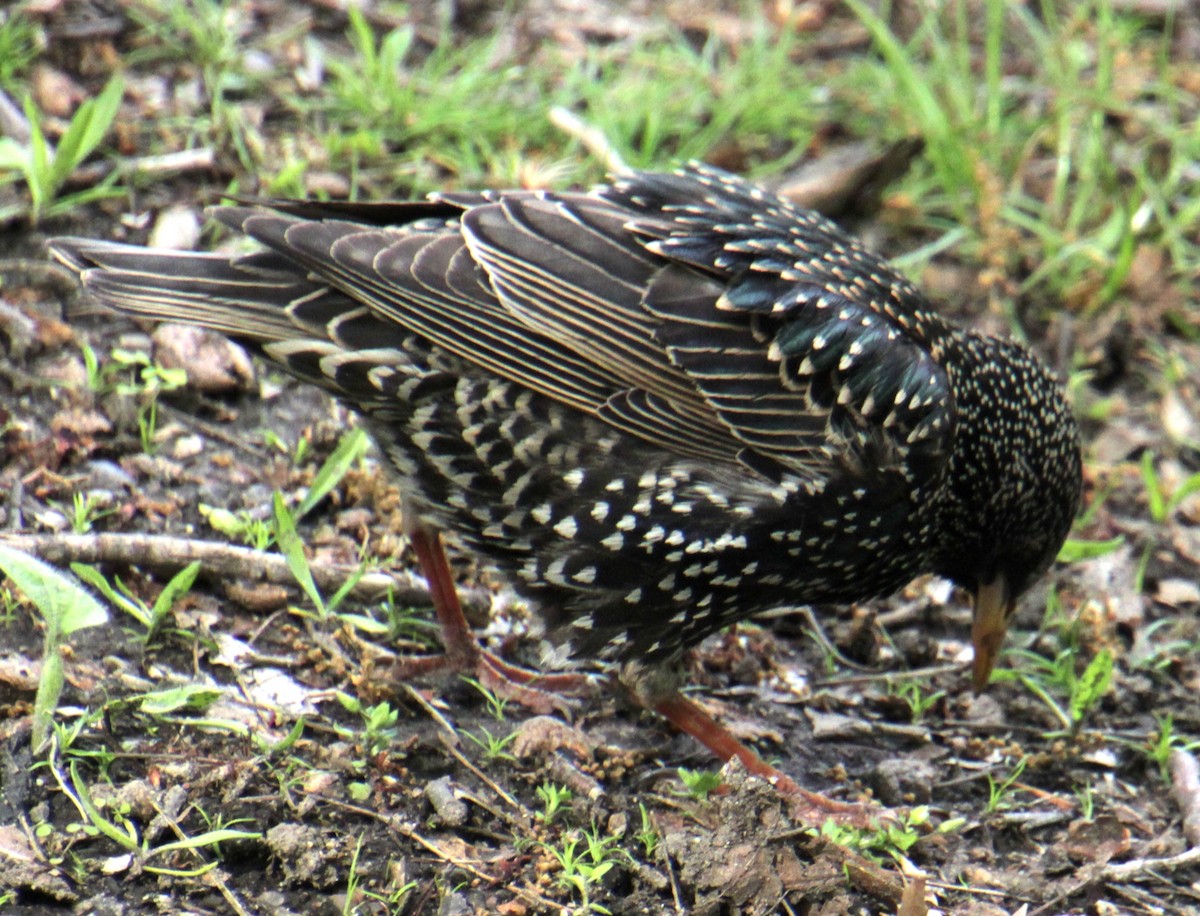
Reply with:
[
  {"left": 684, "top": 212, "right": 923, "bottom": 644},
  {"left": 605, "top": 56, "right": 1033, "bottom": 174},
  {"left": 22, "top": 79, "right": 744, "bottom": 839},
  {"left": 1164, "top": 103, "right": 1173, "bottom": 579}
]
[{"left": 1, "top": 2, "right": 1199, "bottom": 914}]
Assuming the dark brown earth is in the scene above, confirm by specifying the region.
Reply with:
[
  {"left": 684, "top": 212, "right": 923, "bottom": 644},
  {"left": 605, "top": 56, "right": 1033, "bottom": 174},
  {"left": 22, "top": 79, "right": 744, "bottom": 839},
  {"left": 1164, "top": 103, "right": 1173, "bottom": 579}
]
[{"left": 1, "top": 2, "right": 1198, "bottom": 914}]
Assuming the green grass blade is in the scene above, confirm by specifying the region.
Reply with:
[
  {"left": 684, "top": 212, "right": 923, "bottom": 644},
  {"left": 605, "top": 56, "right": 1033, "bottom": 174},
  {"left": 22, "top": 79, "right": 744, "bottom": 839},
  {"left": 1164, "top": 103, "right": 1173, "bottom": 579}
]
[
  {"left": 51, "top": 75, "right": 124, "bottom": 190},
  {"left": 273, "top": 492, "right": 325, "bottom": 615},
  {"left": 297, "top": 427, "right": 369, "bottom": 518}
]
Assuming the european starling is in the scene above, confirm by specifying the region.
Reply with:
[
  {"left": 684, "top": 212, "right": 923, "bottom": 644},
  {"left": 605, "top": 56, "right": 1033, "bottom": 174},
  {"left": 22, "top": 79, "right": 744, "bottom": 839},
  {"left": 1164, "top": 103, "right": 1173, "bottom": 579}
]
[{"left": 49, "top": 163, "right": 1082, "bottom": 802}]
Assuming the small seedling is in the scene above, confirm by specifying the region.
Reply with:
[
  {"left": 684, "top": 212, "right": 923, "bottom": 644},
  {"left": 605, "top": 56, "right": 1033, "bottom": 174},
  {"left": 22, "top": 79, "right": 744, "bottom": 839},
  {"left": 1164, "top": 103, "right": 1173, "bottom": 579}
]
[
  {"left": 257, "top": 426, "right": 313, "bottom": 465},
  {"left": 635, "top": 803, "right": 658, "bottom": 858},
  {"left": 200, "top": 504, "right": 274, "bottom": 550},
  {"left": 1129, "top": 618, "right": 1200, "bottom": 673},
  {"left": 108, "top": 345, "right": 188, "bottom": 391},
  {"left": 344, "top": 836, "right": 417, "bottom": 916},
  {"left": 0, "top": 585, "right": 17, "bottom": 623},
  {"left": 336, "top": 692, "right": 400, "bottom": 758},
  {"left": 71, "top": 560, "right": 200, "bottom": 646},
  {"left": 54, "top": 758, "right": 260, "bottom": 875},
  {"left": 0, "top": 75, "right": 124, "bottom": 223},
  {"left": 336, "top": 585, "right": 440, "bottom": 652},
  {"left": 1140, "top": 451, "right": 1200, "bottom": 525},
  {"left": 83, "top": 347, "right": 189, "bottom": 454},
  {"left": 820, "top": 805, "right": 961, "bottom": 863},
  {"left": 984, "top": 757, "right": 1028, "bottom": 814},
  {"left": 994, "top": 640, "right": 1113, "bottom": 733},
  {"left": 1075, "top": 783, "right": 1095, "bottom": 821},
  {"left": 677, "top": 767, "right": 722, "bottom": 801},
  {"left": 461, "top": 676, "right": 509, "bottom": 722},
  {"left": 1131, "top": 713, "right": 1200, "bottom": 783},
  {"left": 1068, "top": 648, "right": 1113, "bottom": 727},
  {"left": 545, "top": 829, "right": 617, "bottom": 915},
  {"left": 890, "top": 678, "right": 946, "bottom": 724},
  {"left": 0, "top": 545, "right": 108, "bottom": 752},
  {"left": 377, "top": 586, "right": 441, "bottom": 647},
  {"left": 47, "top": 708, "right": 113, "bottom": 775},
  {"left": 582, "top": 822, "right": 628, "bottom": 868},
  {"left": 536, "top": 782, "right": 574, "bottom": 825},
  {"left": 463, "top": 726, "right": 517, "bottom": 764},
  {"left": 80, "top": 341, "right": 104, "bottom": 393},
  {"left": 49, "top": 491, "right": 117, "bottom": 535}
]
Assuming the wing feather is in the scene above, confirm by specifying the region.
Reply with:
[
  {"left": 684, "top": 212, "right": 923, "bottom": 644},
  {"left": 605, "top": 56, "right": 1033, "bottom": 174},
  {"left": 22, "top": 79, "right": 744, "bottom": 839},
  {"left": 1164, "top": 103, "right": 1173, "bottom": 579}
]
[{"left": 53, "top": 163, "right": 957, "bottom": 493}]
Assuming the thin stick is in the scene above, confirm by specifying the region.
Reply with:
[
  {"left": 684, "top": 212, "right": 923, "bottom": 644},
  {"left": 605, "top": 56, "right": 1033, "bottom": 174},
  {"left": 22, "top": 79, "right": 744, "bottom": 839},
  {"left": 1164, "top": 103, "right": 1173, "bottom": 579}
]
[
  {"left": 1100, "top": 845, "right": 1200, "bottom": 880},
  {"left": 0, "top": 531, "right": 476, "bottom": 606},
  {"left": 66, "top": 148, "right": 217, "bottom": 188}
]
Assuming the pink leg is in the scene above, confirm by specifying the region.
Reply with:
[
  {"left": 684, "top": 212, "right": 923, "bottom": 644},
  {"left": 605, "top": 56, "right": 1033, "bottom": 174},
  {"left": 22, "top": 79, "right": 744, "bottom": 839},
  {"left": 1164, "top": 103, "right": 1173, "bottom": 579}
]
[
  {"left": 652, "top": 692, "right": 884, "bottom": 826},
  {"left": 395, "top": 526, "right": 591, "bottom": 713}
]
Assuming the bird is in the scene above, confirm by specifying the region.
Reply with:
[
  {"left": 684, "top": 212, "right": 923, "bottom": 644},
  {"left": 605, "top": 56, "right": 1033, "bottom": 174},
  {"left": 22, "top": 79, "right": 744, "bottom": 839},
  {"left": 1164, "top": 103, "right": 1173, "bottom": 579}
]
[{"left": 49, "top": 162, "right": 1082, "bottom": 812}]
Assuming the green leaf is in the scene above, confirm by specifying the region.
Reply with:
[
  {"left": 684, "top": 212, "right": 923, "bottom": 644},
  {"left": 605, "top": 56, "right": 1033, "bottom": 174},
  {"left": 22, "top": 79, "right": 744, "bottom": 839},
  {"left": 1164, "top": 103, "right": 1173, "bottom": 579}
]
[
  {"left": 69, "top": 761, "right": 139, "bottom": 851},
  {"left": 1166, "top": 471, "right": 1200, "bottom": 517},
  {"left": 22, "top": 94, "right": 49, "bottom": 212},
  {"left": 199, "top": 504, "right": 244, "bottom": 538},
  {"left": 137, "top": 685, "right": 223, "bottom": 715},
  {"left": 142, "top": 862, "right": 220, "bottom": 878},
  {"left": 34, "top": 650, "right": 65, "bottom": 757},
  {"left": 0, "top": 547, "right": 107, "bottom": 634},
  {"left": 0, "top": 546, "right": 106, "bottom": 752},
  {"left": 71, "top": 563, "right": 150, "bottom": 628},
  {"left": 1141, "top": 452, "right": 1165, "bottom": 523},
  {"left": 148, "top": 560, "right": 201, "bottom": 640},
  {"left": 325, "top": 561, "right": 365, "bottom": 615},
  {"left": 50, "top": 75, "right": 124, "bottom": 190},
  {"left": 336, "top": 612, "right": 390, "bottom": 635},
  {"left": 677, "top": 767, "right": 723, "bottom": 799},
  {"left": 0, "top": 136, "right": 29, "bottom": 172},
  {"left": 297, "top": 428, "right": 369, "bottom": 518},
  {"left": 254, "top": 717, "right": 306, "bottom": 755},
  {"left": 1056, "top": 536, "right": 1125, "bottom": 564},
  {"left": 148, "top": 829, "right": 262, "bottom": 856},
  {"left": 1070, "top": 649, "right": 1114, "bottom": 724},
  {"left": 274, "top": 492, "right": 324, "bottom": 614}
]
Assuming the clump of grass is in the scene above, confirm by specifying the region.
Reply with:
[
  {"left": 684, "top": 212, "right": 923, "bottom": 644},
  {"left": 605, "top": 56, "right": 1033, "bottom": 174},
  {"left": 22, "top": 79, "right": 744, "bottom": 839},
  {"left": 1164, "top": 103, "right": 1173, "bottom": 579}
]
[
  {"left": 0, "top": 11, "right": 40, "bottom": 87},
  {"left": 837, "top": 0, "right": 1197, "bottom": 320},
  {"left": 0, "top": 75, "right": 124, "bottom": 223}
]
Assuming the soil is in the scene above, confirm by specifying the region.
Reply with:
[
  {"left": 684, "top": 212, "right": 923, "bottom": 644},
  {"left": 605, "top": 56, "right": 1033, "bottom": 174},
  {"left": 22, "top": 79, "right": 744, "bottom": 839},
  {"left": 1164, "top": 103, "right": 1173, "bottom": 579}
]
[{"left": 1, "top": 2, "right": 1198, "bottom": 915}]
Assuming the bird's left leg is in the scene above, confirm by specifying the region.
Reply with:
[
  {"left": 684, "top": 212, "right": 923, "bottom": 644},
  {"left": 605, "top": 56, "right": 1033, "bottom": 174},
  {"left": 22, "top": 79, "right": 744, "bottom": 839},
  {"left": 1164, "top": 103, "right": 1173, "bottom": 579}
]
[{"left": 625, "top": 662, "right": 884, "bottom": 826}]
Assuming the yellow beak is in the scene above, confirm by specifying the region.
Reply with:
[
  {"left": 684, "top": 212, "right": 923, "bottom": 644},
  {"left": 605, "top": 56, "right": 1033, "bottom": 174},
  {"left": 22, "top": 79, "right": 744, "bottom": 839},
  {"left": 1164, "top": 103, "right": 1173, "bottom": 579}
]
[{"left": 971, "top": 573, "right": 1014, "bottom": 693}]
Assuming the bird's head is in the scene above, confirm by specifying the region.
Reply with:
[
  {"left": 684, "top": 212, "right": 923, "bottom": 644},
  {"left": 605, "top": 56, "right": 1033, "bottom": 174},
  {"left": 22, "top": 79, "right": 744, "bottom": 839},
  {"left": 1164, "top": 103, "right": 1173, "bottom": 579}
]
[
  {"left": 954, "top": 487, "right": 1079, "bottom": 690},
  {"left": 935, "top": 334, "right": 1083, "bottom": 692}
]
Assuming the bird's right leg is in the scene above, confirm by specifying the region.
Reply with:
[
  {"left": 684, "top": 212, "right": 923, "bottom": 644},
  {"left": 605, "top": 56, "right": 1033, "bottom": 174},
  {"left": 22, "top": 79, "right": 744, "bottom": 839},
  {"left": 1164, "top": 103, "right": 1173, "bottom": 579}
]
[{"left": 389, "top": 523, "right": 593, "bottom": 714}]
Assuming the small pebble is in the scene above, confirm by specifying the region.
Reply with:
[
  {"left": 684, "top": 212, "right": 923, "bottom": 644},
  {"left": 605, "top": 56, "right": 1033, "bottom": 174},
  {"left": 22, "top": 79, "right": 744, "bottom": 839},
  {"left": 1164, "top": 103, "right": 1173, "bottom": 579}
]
[{"left": 148, "top": 205, "right": 202, "bottom": 251}]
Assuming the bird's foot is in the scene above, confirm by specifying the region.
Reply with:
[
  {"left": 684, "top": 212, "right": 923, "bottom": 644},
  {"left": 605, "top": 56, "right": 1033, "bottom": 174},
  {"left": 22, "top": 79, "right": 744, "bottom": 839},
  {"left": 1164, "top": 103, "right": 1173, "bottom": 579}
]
[
  {"left": 385, "top": 646, "right": 592, "bottom": 716},
  {"left": 651, "top": 691, "right": 889, "bottom": 828}
]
